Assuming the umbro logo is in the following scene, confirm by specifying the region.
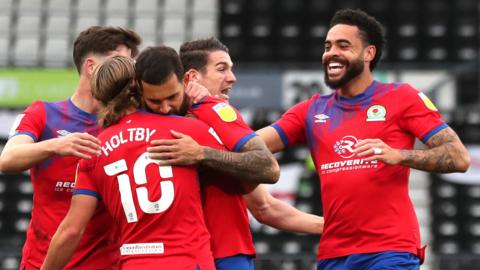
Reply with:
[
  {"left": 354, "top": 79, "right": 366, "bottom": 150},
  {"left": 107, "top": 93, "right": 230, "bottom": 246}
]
[{"left": 314, "top": 114, "right": 329, "bottom": 123}]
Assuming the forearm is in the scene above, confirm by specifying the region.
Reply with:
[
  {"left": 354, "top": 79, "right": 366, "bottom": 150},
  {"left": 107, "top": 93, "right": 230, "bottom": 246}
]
[
  {"left": 40, "top": 227, "right": 82, "bottom": 270},
  {"left": 0, "top": 139, "right": 57, "bottom": 173},
  {"left": 400, "top": 128, "right": 470, "bottom": 173},
  {"left": 201, "top": 146, "right": 279, "bottom": 183},
  {"left": 249, "top": 196, "right": 323, "bottom": 234}
]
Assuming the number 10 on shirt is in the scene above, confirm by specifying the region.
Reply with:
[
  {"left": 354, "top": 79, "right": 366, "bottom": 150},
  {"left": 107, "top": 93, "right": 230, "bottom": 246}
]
[{"left": 104, "top": 152, "right": 175, "bottom": 223}]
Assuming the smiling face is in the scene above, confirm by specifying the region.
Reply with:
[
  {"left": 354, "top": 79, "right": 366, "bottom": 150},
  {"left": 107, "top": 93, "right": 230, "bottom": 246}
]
[
  {"left": 196, "top": 50, "right": 236, "bottom": 99},
  {"left": 322, "top": 24, "right": 374, "bottom": 89}
]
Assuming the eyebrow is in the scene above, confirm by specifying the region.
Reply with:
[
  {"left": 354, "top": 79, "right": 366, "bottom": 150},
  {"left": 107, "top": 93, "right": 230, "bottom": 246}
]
[{"left": 325, "top": 39, "right": 352, "bottom": 45}]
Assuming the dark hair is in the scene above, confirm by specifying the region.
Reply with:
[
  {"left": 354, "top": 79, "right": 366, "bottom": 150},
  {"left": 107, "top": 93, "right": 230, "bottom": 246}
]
[
  {"left": 73, "top": 26, "right": 142, "bottom": 73},
  {"left": 135, "top": 46, "right": 184, "bottom": 85},
  {"left": 179, "top": 37, "right": 229, "bottom": 71},
  {"left": 91, "top": 55, "right": 141, "bottom": 128},
  {"left": 329, "top": 9, "right": 385, "bottom": 70}
]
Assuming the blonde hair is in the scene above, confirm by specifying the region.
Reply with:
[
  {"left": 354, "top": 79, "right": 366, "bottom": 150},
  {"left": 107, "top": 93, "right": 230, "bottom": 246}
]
[{"left": 91, "top": 55, "right": 141, "bottom": 128}]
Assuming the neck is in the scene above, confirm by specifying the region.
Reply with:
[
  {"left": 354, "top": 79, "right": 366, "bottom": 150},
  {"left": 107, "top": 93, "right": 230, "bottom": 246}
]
[
  {"left": 70, "top": 76, "right": 99, "bottom": 114},
  {"left": 338, "top": 72, "right": 374, "bottom": 98},
  {"left": 124, "top": 106, "right": 137, "bottom": 115}
]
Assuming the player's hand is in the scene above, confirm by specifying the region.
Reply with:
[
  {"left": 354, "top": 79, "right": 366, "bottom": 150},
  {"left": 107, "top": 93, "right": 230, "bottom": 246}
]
[
  {"left": 147, "top": 130, "right": 204, "bottom": 166},
  {"left": 354, "top": 138, "right": 403, "bottom": 165},
  {"left": 185, "top": 81, "right": 211, "bottom": 104},
  {"left": 53, "top": 132, "right": 101, "bottom": 159}
]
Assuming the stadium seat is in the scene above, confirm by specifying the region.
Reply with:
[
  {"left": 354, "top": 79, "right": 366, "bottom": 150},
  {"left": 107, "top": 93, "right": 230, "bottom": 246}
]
[
  {"left": 0, "top": 14, "right": 11, "bottom": 36},
  {"left": 13, "top": 38, "right": 39, "bottom": 66},
  {"left": 134, "top": 0, "right": 158, "bottom": 14},
  {"left": 105, "top": 0, "right": 129, "bottom": 16},
  {"left": 105, "top": 16, "right": 129, "bottom": 28},
  {"left": 164, "top": 17, "right": 186, "bottom": 40},
  {"left": 166, "top": 0, "right": 187, "bottom": 14},
  {"left": 0, "top": 256, "right": 19, "bottom": 270},
  {"left": 16, "top": 14, "right": 41, "bottom": 38},
  {"left": 18, "top": 0, "right": 43, "bottom": 15},
  {"left": 191, "top": 18, "right": 216, "bottom": 38},
  {"left": 0, "top": 37, "right": 8, "bottom": 66},
  {"left": 77, "top": 0, "right": 101, "bottom": 15},
  {"left": 48, "top": 0, "right": 71, "bottom": 15},
  {"left": 75, "top": 16, "right": 101, "bottom": 36},
  {"left": 193, "top": 0, "right": 216, "bottom": 14},
  {"left": 45, "top": 15, "right": 71, "bottom": 38}
]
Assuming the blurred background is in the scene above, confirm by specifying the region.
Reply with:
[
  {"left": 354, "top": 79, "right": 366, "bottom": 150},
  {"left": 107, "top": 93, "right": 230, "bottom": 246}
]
[{"left": 0, "top": 0, "right": 479, "bottom": 269}]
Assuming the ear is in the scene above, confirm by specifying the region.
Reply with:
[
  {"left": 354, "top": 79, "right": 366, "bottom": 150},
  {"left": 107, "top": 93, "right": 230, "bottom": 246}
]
[
  {"left": 184, "top": 69, "right": 200, "bottom": 83},
  {"left": 364, "top": 45, "right": 376, "bottom": 62},
  {"left": 84, "top": 57, "right": 96, "bottom": 76}
]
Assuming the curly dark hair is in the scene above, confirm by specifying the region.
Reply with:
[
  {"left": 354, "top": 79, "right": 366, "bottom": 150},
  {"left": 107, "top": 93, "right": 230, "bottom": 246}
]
[{"left": 330, "top": 9, "right": 386, "bottom": 71}]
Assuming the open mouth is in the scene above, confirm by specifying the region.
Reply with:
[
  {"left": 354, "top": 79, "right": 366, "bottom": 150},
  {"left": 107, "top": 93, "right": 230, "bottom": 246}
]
[
  {"left": 327, "top": 61, "right": 346, "bottom": 78},
  {"left": 220, "top": 87, "right": 231, "bottom": 99}
]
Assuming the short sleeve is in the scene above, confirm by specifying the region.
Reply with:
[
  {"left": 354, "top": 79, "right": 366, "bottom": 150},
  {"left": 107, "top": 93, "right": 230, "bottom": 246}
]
[
  {"left": 73, "top": 158, "right": 101, "bottom": 200},
  {"left": 9, "top": 100, "right": 46, "bottom": 141},
  {"left": 271, "top": 99, "right": 310, "bottom": 147},
  {"left": 397, "top": 84, "right": 448, "bottom": 143},
  {"left": 189, "top": 96, "right": 256, "bottom": 152}
]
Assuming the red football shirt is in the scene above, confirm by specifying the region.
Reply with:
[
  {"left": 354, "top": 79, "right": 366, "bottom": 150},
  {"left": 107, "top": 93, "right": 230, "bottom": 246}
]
[
  {"left": 11, "top": 99, "right": 118, "bottom": 270},
  {"left": 189, "top": 97, "right": 257, "bottom": 259},
  {"left": 273, "top": 82, "right": 447, "bottom": 259},
  {"left": 75, "top": 111, "right": 223, "bottom": 270}
]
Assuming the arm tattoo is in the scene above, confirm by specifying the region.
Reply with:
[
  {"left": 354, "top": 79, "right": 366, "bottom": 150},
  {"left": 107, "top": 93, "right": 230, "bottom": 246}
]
[
  {"left": 201, "top": 136, "right": 279, "bottom": 183},
  {"left": 399, "top": 127, "right": 468, "bottom": 173}
]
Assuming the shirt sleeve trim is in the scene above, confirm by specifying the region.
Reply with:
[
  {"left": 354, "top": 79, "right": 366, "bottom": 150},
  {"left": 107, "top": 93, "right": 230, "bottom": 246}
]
[
  {"left": 232, "top": 132, "right": 257, "bottom": 152},
  {"left": 10, "top": 131, "right": 37, "bottom": 142},
  {"left": 421, "top": 123, "right": 449, "bottom": 143},
  {"left": 271, "top": 123, "right": 289, "bottom": 148},
  {"left": 73, "top": 189, "right": 101, "bottom": 200}
]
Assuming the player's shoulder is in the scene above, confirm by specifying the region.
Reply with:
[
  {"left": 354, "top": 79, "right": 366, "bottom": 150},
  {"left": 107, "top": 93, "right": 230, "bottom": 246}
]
[
  {"left": 378, "top": 82, "right": 432, "bottom": 109},
  {"left": 380, "top": 82, "right": 419, "bottom": 94},
  {"left": 25, "top": 99, "right": 46, "bottom": 110},
  {"left": 32, "top": 99, "right": 74, "bottom": 116}
]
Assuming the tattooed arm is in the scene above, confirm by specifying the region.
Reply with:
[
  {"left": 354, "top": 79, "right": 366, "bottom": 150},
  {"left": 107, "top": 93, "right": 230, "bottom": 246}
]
[
  {"left": 355, "top": 127, "right": 470, "bottom": 173},
  {"left": 201, "top": 136, "right": 280, "bottom": 183},
  {"left": 148, "top": 131, "right": 280, "bottom": 184},
  {"left": 399, "top": 127, "right": 470, "bottom": 173}
]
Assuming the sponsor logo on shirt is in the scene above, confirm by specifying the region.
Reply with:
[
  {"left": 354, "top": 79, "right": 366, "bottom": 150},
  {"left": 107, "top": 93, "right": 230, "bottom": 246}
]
[
  {"left": 314, "top": 114, "right": 329, "bottom": 123},
  {"left": 333, "top": 135, "right": 357, "bottom": 158},
  {"left": 120, "top": 243, "right": 164, "bottom": 255},
  {"left": 212, "top": 102, "right": 237, "bottom": 122},
  {"left": 366, "top": 105, "right": 386, "bottom": 122},
  {"left": 320, "top": 135, "right": 378, "bottom": 174},
  {"left": 54, "top": 181, "right": 75, "bottom": 192},
  {"left": 418, "top": 92, "right": 438, "bottom": 111}
]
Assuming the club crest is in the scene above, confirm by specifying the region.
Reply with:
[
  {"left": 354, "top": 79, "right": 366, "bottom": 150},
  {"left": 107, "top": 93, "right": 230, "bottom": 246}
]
[{"left": 366, "top": 105, "right": 386, "bottom": 122}]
